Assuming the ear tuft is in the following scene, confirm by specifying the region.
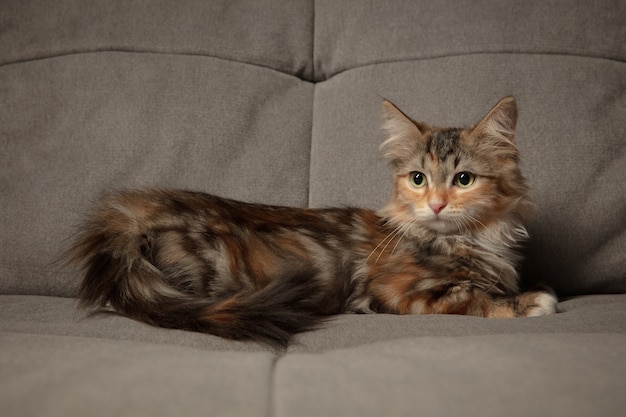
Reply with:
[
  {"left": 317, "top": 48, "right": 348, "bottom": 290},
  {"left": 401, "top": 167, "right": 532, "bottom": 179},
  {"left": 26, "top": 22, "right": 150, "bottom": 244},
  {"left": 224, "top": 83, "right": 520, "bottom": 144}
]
[
  {"left": 380, "top": 100, "right": 425, "bottom": 164},
  {"left": 473, "top": 96, "right": 518, "bottom": 143}
]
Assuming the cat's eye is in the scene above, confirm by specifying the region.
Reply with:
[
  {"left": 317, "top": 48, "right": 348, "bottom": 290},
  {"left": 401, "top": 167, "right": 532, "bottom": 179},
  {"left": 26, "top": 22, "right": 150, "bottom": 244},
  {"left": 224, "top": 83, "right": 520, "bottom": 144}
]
[
  {"left": 454, "top": 172, "right": 475, "bottom": 188},
  {"left": 409, "top": 171, "right": 427, "bottom": 188}
]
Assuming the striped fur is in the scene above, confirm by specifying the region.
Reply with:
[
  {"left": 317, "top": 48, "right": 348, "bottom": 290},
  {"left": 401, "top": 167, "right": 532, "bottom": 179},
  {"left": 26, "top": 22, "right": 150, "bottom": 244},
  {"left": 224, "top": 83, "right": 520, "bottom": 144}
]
[{"left": 67, "top": 97, "right": 557, "bottom": 347}]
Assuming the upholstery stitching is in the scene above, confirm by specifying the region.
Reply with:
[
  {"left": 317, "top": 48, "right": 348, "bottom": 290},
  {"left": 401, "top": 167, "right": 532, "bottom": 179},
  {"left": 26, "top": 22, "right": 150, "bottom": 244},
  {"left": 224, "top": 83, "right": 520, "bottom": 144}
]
[
  {"left": 2, "top": 48, "right": 622, "bottom": 83},
  {"left": 307, "top": 0, "right": 316, "bottom": 209},
  {"left": 0, "top": 48, "right": 311, "bottom": 82},
  {"left": 324, "top": 50, "right": 626, "bottom": 79}
]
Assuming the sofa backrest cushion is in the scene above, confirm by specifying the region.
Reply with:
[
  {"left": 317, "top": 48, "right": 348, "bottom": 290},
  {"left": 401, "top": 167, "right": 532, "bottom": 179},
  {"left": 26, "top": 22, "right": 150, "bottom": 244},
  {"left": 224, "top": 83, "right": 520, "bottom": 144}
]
[{"left": 1, "top": 0, "right": 624, "bottom": 297}]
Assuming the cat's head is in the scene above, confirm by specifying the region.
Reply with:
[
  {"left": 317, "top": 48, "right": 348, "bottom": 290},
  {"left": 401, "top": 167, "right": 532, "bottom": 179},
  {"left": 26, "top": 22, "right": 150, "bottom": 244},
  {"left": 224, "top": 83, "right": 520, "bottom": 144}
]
[{"left": 380, "top": 97, "right": 534, "bottom": 235}]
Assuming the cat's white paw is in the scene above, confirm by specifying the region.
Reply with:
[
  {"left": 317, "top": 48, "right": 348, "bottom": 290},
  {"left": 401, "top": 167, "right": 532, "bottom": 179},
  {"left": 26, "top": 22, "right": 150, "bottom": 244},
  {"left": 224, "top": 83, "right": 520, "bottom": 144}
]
[{"left": 524, "top": 292, "right": 558, "bottom": 317}]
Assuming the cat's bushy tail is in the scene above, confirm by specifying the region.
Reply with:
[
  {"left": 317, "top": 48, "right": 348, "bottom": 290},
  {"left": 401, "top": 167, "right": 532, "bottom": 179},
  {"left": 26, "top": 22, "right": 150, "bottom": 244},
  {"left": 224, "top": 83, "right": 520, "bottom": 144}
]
[{"left": 65, "top": 207, "right": 326, "bottom": 348}]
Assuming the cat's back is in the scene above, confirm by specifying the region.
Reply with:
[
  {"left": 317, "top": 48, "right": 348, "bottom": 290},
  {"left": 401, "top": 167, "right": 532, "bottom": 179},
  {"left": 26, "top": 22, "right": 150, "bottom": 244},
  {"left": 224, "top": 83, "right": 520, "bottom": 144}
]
[{"left": 89, "top": 188, "right": 381, "bottom": 237}]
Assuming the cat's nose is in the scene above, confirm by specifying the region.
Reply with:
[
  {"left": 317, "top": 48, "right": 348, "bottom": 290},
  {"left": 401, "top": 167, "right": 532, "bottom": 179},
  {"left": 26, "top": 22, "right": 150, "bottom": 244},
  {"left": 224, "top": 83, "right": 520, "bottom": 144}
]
[{"left": 428, "top": 202, "right": 447, "bottom": 215}]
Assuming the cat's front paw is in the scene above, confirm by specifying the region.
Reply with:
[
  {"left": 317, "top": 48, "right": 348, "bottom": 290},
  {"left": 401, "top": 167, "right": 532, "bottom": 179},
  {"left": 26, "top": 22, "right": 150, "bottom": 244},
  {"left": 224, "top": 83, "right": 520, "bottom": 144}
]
[{"left": 523, "top": 291, "right": 558, "bottom": 317}]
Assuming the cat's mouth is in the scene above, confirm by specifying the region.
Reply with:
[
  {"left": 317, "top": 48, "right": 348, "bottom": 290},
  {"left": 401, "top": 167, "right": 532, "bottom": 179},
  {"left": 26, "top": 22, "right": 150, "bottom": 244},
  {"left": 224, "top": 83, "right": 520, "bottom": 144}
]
[{"left": 424, "top": 215, "right": 460, "bottom": 234}]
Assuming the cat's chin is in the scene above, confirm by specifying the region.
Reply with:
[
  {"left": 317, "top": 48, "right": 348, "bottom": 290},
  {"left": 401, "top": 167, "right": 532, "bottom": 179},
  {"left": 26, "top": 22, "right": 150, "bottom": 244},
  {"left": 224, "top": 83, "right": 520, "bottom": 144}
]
[{"left": 423, "top": 219, "right": 461, "bottom": 235}]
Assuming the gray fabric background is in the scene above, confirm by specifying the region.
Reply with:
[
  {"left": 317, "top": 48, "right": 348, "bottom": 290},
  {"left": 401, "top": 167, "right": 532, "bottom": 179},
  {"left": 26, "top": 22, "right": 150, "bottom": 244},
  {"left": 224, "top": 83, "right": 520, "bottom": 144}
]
[
  {"left": 1, "top": 0, "right": 314, "bottom": 77},
  {"left": 1, "top": 0, "right": 624, "bottom": 416}
]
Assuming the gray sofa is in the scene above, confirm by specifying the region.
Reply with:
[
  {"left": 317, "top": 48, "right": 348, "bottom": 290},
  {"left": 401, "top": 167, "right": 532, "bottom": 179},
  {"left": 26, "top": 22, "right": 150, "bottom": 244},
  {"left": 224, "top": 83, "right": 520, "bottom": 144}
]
[{"left": 1, "top": 1, "right": 625, "bottom": 416}]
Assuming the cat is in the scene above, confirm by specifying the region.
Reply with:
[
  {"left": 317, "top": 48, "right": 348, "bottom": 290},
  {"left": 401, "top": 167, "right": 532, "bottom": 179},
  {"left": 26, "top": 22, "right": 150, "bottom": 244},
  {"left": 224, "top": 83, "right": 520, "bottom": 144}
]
[{"left": 67, "top": 96, "right": 557, "bottom": 347}]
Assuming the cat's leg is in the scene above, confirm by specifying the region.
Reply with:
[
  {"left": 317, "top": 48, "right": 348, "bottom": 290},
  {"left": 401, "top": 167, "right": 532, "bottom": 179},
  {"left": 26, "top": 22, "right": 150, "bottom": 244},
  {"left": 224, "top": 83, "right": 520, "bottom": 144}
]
[
  {"left": 403, "top": 285, "right": 558, "bottom": 317},
  {"left": 369, "top": 277, "right": 558, "bottom": 317},
  {"left": 487, "top": 290, "right": 558, "bottom": 318},
  {"left": 420, "top": 282, "right": 558, "bottom": 317}
]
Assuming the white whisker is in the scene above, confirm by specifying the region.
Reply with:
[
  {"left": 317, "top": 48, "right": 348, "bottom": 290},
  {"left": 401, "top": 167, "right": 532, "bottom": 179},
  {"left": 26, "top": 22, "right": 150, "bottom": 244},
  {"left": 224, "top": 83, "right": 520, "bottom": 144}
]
[
  {"left": 365, "top": 223, "right": 404, "bottom": 264},
  {"left": 365, "top": 218, "right": 418, "bottom": 265},
  {"left": 483, "top": 258, "right": 505, "bottom": 294},
  {"left": 390, "top": 219, "right": 417, "bottom": 255},
  {"left": 458, "top": 211, "right": 487, "bottom": 233},
  {"left": 375, "top": 222, "right": 411, "bottom": 263}
]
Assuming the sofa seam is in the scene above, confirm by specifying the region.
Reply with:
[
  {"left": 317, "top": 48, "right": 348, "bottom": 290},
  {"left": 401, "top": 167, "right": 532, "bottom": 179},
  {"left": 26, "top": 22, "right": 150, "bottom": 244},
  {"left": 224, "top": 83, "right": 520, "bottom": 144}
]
[
  {"left": 307, "top": 0, "right": 316, "bottom": 209},
  {"left": 323, "top": 50, "right": 626, "bottom": 79},
  {"left": 267, "top": 351, "right": 286, "bottom": 417},
  {"left": 310, "top": 0, "right": 316, "bottom": 83},
  {"left": 2, "top": 48, "right": 621, "bottom": 83},
  {"left": 0, "top": 49, "right": 312, "bottom": 82}
]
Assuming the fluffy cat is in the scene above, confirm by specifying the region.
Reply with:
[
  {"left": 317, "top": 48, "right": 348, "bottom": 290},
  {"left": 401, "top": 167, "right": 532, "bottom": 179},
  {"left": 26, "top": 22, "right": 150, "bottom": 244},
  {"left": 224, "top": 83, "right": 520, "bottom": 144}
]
[{"left": 67, "top": 97, "right": 557, "bottom": 347}]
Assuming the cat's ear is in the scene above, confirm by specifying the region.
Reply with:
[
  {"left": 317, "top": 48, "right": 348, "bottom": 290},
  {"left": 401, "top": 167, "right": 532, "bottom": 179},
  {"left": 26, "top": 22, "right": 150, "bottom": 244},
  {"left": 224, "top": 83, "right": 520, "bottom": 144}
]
[
  {"left": 472, "top": 96, "right": 518, "bottom": 143},
  {"left": 380, "top": 100, "right": 427, "bottom": 165}
]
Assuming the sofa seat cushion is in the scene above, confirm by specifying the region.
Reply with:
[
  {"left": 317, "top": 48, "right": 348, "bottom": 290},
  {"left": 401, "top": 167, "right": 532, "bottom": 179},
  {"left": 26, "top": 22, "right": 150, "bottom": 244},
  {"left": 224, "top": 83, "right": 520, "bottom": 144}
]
[{"left": 2, "top": 294, "right": 625, "bottom": 416}]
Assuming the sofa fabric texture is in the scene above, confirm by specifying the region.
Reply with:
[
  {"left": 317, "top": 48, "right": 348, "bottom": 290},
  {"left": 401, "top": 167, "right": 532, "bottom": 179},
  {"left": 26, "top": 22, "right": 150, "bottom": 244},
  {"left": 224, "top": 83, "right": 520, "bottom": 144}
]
[{"left": 1, "top": 1, "right": 624, "bottom": 416}]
